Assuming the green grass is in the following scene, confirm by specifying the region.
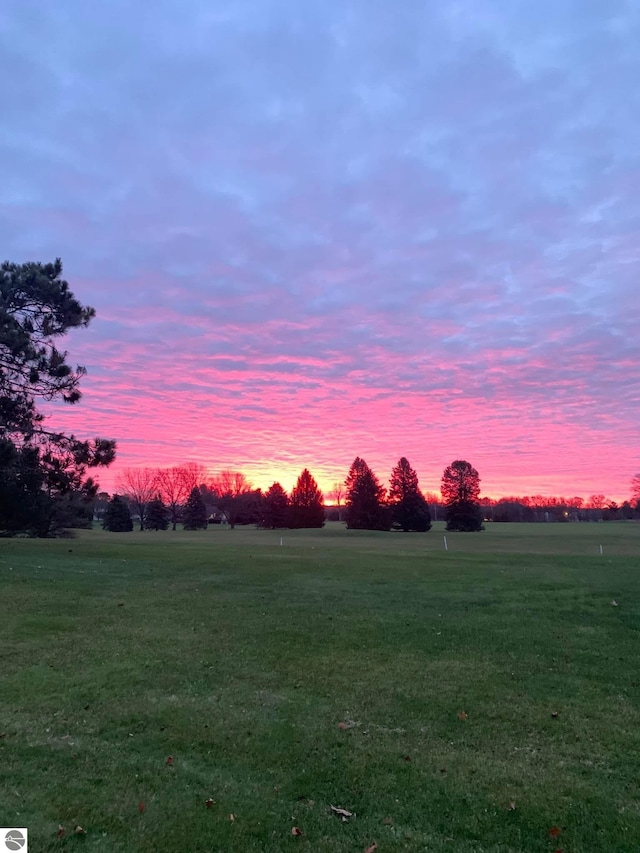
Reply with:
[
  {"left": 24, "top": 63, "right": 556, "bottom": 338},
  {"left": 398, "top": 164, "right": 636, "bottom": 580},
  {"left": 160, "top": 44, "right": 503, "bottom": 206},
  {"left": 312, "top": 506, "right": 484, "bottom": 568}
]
[{"left": 1, "top": 521, "right": 640, "bottom": 852}]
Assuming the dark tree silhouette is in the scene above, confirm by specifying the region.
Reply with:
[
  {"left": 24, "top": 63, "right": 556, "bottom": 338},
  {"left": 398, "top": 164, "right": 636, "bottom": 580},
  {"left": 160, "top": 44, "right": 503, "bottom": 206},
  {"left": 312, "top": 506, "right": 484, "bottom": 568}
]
[
  {"left": 345, "top": 457, "right": 390, "bottom": 530},
  {"left": 146, "top": 495, "right": 169, "bottom": 531},
  {"left": 389, "top": 457, "right": 431, "bottom": 532},
  {"left": 621, "top": 500, "right": 634, "bottom": 520},
  {"left": 183, "top": 486, "right": 208, "bottom": 530},
  {"left": 289, "top": 469, "right": 325, "bottom": 528},
  {"left": 102, "top": 495, "right": 133, "bottom": 532},
  {"left": 441, "top": 460, "right": 483, "bottom": 532},
  {"left": 259, "top": 482, "right": 290, "bottom": 529},
  {"left": 232, "top": 489, "right": 264, "bottom": 525},
  {"left": 1, "top": 258, "right": 94, "bottom": 433},
  {"left": 631, "top": 474, "right": 640, "bottom": 512},
  {"left": 1, "top": 259, "right": 116, "bottom": 536},
  {"left": 210, "top": 470, "right": 253, "bottom": 528},
  {"left": 117, "top": 467, "right": 157, "bottom": 531},
  {"left": 156, "top": 464, "right": 206, "bottom": 530}
]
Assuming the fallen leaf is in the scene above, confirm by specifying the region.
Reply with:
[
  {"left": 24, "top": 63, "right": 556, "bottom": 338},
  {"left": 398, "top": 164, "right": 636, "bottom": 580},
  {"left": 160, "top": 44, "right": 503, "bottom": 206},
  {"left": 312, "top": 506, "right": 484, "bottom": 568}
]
[
  {"left": 364, "top": 844, "right": 378, "bottom": 853},
  {"left": 458, "top": 711, "right": 468, "bottom": 721},
  {"left": 611, "top": 600, "right": 619, "bottom": 607},
  {"left": 138, "top": 801, "right": 146, "bottom": 814},
  {"left": 229, "top": 813, "right": 236, "bottom": 822},
  {"left": 74, "top": 826, "right": 87, "bottom": 835},
  {"left": 291, "top": 826, "right": 303, "bottom": 836},
  {"left": 205, "top": 798, "right": 215, "bottom": 808},
  {"left": 404, "top": 755, "right": 411, "bottom": 762},
  {"left": 551, "top": 711, "right": 559, "bottom": 719},
  {"left": 57, "top": 825, "right": 65, "bottom": 838},
  {"left": 507, "top": 801, "right": 516, "bottom": 811},
  {"left": 330, "top": 805, "right": 354, "bottom": 819},
  {"left": 338, "top": 721, "right": 348, "bottom": 730},
  {"left": 383, "top": 817, "right": 393, "bottom": 825},
  {"left": 548, "top": 826, "right": 561, "bottom": 838},
  {"left": 166, "top": 755, "right": 174, "bottom": 766}
]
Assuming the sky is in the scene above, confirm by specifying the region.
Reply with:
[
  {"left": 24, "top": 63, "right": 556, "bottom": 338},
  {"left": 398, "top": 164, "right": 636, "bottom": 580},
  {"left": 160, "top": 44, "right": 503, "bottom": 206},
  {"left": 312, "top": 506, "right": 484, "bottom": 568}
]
[{"left": 2, "top": 0, "right": 639, "bottom": 501}]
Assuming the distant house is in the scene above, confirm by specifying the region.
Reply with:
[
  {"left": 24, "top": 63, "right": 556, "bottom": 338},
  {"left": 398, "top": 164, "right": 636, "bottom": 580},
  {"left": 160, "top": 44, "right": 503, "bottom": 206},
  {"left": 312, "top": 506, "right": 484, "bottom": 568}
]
[{"left": 208, "top": 508, "right": 230, "bottom": 525}]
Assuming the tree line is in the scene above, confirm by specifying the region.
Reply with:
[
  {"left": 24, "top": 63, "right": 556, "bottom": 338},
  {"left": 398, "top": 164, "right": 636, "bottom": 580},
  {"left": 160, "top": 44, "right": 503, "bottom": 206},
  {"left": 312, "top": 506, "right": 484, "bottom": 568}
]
[
  {"left": 102, "top": 457, "right": 484, "bottom": 533},
  {"left": 2, "top": 259, "right": 639, "bottom": 537}
]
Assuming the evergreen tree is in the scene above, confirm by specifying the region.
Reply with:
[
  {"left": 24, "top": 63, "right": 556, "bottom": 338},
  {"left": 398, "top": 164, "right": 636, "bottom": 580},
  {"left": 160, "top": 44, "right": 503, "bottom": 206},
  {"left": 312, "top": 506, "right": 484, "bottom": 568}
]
[
  {"left": 182, "top": 486, "right": 208, "bottom": 530},
  {"left": 102, "top": 494, "right": 133, "bottom": 532},
  {"left": 232, "top": 489, "right": 264, "bottom": 525},
  {"left": 259, "top": 482, "right": 290, "bottom": 528},
  {"left": 441, "top": 460, "right": 483, "bottom": 532},
  {"left": 389, "top": 457, "right": 431, "bottom": 532},
  {"left": 1, "top": 259, "right": 116, "bottom": 536},
  {"left": 289, "top": 469, "right": 325, "bottom": 528},
  {"left": 345, "top": 457, "right": 390, "bottom": 530},
  {"left": 146, "top": 495, "right": 169, "bottom": 530}
]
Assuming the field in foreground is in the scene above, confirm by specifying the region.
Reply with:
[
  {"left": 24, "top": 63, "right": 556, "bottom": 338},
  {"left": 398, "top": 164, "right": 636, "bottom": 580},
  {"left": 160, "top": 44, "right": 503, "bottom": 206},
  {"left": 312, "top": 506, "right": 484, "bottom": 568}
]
[{"left": 1, "top": 522, "right": 640, "bottom": 852}]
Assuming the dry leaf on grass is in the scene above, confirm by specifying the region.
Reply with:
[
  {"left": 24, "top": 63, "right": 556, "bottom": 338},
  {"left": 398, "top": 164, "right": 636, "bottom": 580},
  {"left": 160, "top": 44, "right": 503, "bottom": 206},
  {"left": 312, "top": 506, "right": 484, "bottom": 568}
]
[
  {"left": 364, "top": 844, "right": 378, "bottom": 853},
  {"left": 458, "top": 710, "right": 468, "bottom": 721},
  {"left": 548, "top": 826, "right": 561, "bottom": 838},
  {"left": 74, "top": 826, "right": 86, "bottom": 835},
  {"left": 383, "top": 817, "right": 393, "bottom": 825},
  {"left": 205, "top": 798, "right": 215, "bottom": 808},
  {"left": 165, "top": 755, "right": 174, "bottom": 766},
  {"left": 611, "top": 600, "right": 619, "bottom": 607},
  {"left": 330, "top": 805, "right": 355, "bottom": 820},
  {"left": 291, "top": 827, "right": 303, "bottom": 836},
  {"left": 507, "top": 801, "right": 516, "bottom": 811},
  {"left": 229, "top": 814, "right": 236, "bottom": 822},
  {"left": 56, "top": 825, "right": 65, "bottom": 839},
  {"left": 138, "top": 801, "right": 146, "bottom": 814}
]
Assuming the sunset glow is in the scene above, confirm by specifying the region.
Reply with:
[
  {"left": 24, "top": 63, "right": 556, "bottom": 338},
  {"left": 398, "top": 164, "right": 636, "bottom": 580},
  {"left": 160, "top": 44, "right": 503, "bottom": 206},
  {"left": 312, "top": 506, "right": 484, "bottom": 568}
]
[{"left": 4, "top": 1, "right": 639, "bottom": 503}]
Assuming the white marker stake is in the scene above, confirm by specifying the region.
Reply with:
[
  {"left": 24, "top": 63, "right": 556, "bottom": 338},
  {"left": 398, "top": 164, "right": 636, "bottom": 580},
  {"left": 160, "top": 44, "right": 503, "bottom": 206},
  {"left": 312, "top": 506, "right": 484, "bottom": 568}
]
[
  {"left": 599, "top": 544, "right": 603, "bottom": 556},
  {"left": 280, "top": 537, "right": 283, "bottom": 546},
  {"left": 443, "top": 535, "right": 448, "bottom": 552}
]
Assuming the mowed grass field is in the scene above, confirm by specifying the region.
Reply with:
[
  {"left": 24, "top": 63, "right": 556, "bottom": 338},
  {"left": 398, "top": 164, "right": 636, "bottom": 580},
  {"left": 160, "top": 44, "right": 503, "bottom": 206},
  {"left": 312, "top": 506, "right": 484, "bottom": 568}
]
[{"left": 1, "top": 522, "right": 640, "bottom": 852}]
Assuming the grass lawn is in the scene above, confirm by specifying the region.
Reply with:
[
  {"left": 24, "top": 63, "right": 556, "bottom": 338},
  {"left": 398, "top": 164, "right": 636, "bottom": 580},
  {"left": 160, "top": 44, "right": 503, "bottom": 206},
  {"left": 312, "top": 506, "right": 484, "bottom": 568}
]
[{"left": 1, "top": 521, "right": 640, "bottom": 852}]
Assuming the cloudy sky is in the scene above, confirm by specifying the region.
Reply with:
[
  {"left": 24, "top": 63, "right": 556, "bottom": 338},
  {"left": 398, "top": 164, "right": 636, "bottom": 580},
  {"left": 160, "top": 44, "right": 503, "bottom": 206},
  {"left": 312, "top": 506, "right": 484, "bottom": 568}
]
[{"left": 2, "top": 0, "right": 639, "bottom": 500}]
